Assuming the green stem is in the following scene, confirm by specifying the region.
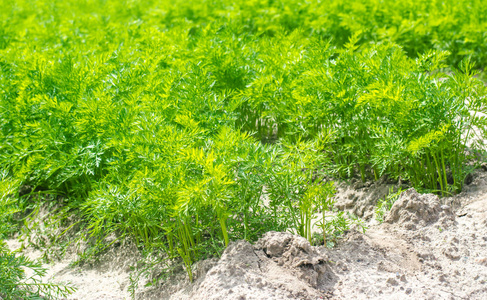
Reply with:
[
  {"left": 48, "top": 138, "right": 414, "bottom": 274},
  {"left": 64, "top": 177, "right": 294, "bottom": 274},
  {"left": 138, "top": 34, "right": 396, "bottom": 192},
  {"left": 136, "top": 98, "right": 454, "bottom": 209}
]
[
  {"left": 426, "top": 153, "right": 435, "bottom": 189},
  {"left": 432, "top": 152, "right": 444, "bottom": 196},
  {"left": 219, "top": 215, "right": 229, "bottom": 247}
]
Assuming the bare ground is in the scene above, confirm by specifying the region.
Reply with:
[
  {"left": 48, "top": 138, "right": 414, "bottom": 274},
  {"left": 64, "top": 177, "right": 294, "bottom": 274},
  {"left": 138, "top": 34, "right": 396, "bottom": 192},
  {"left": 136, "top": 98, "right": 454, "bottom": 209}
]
[{"left": 7, "top": 169, "right": 487, "bottom": 299}]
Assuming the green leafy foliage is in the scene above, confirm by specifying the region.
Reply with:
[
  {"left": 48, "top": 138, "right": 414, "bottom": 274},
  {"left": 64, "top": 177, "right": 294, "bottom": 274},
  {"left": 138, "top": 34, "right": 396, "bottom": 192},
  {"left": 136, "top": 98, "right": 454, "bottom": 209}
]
[
  {"left": 0, "top": 243, "right": 75, "bottom": 300},
  {"left": 0, "top": 178, "right": 75, "bottom": 299},
  {"left": 0, "top": 0, "right": 486, "bottom": 293}
]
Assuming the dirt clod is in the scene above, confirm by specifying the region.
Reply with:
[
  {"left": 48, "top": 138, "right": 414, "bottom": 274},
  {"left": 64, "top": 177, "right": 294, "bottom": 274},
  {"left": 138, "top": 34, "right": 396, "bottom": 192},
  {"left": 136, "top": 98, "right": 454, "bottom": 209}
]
[{"left": 385, "top": 188, "right": 443, "bottom": 229}]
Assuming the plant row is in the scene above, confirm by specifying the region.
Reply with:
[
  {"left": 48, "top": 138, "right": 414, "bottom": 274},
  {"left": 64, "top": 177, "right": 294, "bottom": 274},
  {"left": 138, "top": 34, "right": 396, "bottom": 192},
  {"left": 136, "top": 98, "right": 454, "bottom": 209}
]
[
  {"left": 1, "top": 0, "right": 487, "bottom": 68},
  {"left": 0, "top": 0, "right": 486, "bottom": 291}
]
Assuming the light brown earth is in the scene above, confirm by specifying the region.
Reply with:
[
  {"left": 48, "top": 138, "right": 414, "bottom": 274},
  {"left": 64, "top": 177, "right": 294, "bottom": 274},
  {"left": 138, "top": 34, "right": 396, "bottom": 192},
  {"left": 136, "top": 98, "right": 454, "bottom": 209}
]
[{"left": 7, "top": 168, "right": 487, "bottom": 299}]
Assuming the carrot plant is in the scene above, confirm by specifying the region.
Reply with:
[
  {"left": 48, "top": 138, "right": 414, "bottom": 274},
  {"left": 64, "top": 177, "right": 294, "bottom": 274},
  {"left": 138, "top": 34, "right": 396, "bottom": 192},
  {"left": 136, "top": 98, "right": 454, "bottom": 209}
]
[
  {"left": 1, "top": 0, "right": 486, "bottom": 292},
  {"left": 0, "top": 177, "right": 75, "bottom": 299}
]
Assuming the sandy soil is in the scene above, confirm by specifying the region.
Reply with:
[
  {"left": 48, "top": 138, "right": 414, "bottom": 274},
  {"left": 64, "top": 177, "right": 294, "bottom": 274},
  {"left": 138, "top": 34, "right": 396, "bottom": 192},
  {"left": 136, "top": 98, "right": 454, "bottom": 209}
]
[{"left": 7, "top": 168, "right": 487, "bottom": 299}]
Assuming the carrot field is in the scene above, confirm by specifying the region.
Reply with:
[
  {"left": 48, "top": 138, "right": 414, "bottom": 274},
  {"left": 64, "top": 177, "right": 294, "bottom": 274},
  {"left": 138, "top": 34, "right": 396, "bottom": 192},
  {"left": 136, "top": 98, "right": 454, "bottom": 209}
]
[{"left": 1, "top": 0, "right": 486, "bottom": 298}]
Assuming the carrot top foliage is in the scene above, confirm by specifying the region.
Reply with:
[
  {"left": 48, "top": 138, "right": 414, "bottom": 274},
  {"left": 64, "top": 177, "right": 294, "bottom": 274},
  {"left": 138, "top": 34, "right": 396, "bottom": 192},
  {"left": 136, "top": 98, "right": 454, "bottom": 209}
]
[{"left": 0, "top": 0, "right": 486, "bottom": 295}]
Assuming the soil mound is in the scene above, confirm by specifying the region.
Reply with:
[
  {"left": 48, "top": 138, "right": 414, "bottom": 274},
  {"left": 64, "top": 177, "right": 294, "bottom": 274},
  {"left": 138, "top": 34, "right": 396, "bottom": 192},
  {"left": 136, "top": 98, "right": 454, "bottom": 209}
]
[
  {"left": 334, "top": 179, "right": 400, "bottom": 219},
  {"left": 181, "top": 232, "right": 334, "bottom": 300},
  {"left": 385, "top": 188, "right": 452, "bottom": 230}
]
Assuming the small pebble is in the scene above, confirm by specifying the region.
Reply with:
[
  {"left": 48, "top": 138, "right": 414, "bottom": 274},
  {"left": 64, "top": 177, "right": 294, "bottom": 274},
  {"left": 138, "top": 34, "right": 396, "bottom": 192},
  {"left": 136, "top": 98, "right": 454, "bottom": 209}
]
[
  {"left": 476, "top": 257, "right": 487, "bottom": 266},
  {"left": 386, "top": 278, "right": 398, "bottom": 286},
  {"left": 441, "top": 205, "right": 451, "bottom": 211}
]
